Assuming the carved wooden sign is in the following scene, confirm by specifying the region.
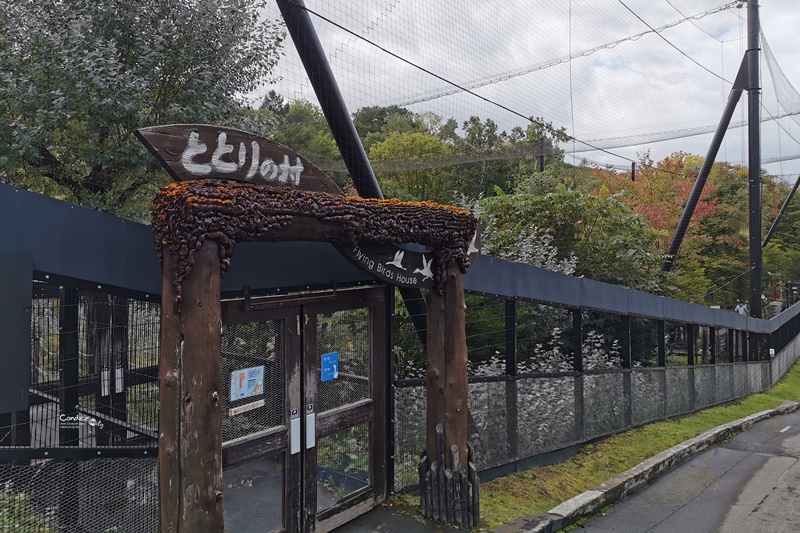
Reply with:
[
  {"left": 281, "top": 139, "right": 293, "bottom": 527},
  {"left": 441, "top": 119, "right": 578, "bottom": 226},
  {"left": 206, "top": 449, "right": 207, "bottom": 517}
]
[
  {"left": 336, "top": 243, "right": 436, "bottom": 288},
  {"left": 336, "top": 225, "right": 480, "bottom": 289},
  {"left": 134, "top": 124, "right": 344, "bottom": 195}
]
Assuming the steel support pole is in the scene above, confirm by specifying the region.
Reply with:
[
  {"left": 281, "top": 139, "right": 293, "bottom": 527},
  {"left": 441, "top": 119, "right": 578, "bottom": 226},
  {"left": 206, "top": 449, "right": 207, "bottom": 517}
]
[
  {"left": 747, "top": 0, "right": 762, "bottom": 318},
  {"left": 661, "top": 59, "right": 746, "bottom": 272},
  {"left": 276, "top": 0, "right": 429, "bottom": 346},
  {"left": 763, "top": 174, "right": 800, "bottom": 248},
  {"left": 275, "top": 0, "right": 382, "bottom": 198}
]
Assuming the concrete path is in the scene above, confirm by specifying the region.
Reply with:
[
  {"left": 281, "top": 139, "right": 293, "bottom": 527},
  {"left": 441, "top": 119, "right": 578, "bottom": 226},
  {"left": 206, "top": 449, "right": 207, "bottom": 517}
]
[
  {"left": 577, "top": 410, "right": 800, "bottom": 533},
  {"left": 332, "top": 503, "right": 462, "bottom": 533}
]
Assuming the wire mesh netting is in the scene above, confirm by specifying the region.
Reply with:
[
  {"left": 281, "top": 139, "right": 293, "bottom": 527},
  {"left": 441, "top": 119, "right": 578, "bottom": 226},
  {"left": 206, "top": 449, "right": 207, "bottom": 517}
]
[
  {"left": 221, "top": 320, "right": 285, "bottom": 443},
  {"left": 316, "top": 423, "right": 371, "bottom": 512},
  {"left": 263, "top": 0, "right": 800, "bottom": 179},
  {"left": 467, "top": 381, "right": 512, "bottom": 469},
  {"left": 517, "top": 302, "right": 574, "bottom": 373},
  {"left": 392, "top": 386, "right": 426, "bottom": 491},
  {"left": 516, "top": 376, "right": 577, "bottom": 457},
  {"left": 631, "top": 368, "right": 666, "bottom": 425},
  {"left": 716, "top": 363, "right": 735, "bottom": 403},
  {"left": 0, "top": 458, "right": 157, "bottom": 532},
  {"left": 694, "top": 366, "right": 716, "bottom": 409},
  {"left": 316, "top": 308, "right": 371, "bottom": 413},
  {"left": 583, "top": 372, "right": 627, "bottom": 440}
]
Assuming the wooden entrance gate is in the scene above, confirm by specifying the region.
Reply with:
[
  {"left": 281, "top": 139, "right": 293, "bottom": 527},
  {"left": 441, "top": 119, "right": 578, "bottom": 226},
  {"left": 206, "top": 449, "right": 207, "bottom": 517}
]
[
  {"left": 142, "top": 124, "right": 478, "bottom": 531},
  {"left": 220, "top": 287, "right": 387, "bottom": 533}
]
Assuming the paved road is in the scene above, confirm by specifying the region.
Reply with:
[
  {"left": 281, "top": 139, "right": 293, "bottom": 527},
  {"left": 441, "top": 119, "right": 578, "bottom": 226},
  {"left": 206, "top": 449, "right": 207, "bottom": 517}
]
[{"left": 577, "top": 411, "right": 800, "bottom": 533}]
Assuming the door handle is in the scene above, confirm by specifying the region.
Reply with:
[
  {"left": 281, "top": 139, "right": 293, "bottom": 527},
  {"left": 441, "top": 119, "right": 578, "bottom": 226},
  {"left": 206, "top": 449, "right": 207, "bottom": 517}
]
[
  {"left": 305, "top": 404, "right": 316, "bottom": 449},
  {"left": 290, "top": 409, "right": 300, "bottom": 455}
]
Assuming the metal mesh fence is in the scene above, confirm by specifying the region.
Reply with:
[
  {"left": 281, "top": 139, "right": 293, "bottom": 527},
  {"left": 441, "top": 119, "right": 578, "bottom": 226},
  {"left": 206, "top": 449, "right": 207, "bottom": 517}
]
[
  {"left": 392, "top": 293, "right": 800, "bottom": 491},
  {"left": 694, "top": 366, "right": 716, "bottom": 409},
  {"left": 467, "top": 381, "right": 512, "bottom": 470},
  {"left": 0, "top": 458, "right": 157, "bottom": 532},
  {"left": 517, "top": 302, "right": 573, "bottom": 373},
  {"left": 665, "top": 367, "right": 692, "bottom": 417},
  {"left": 734, "top": 363, "right": 750, "bottom": 397},
  {"left": 316, "top": 308, "right": 371, "bottom": 413},
  {"left": 1, "top": 281, "right": 160, "bottom": 531},
  {"left": 393, "top": 386, "right": 425, "bottom": 491},
  {"left": 464, "top": 295, "right": 507, "bottom": 377},
  {"left": 583, "top": 372, "right": 626, "bottom": 440},
  {"left": 631, "top": 369, "right": 665, "bottom": 426},
  {"left": 716, "top": 364, "right": 735, "bottom": 403},
  {"left": 316, "top": 423, "right": 371, "bottom": 512},
  {"left": 630, "top": 318, "right": 659, "bottom": 367},
  {"left": 582, "top": 312, "right": 624, "bottom": 371},
  {"left": 25, "top": 284, "right": 160, "bottom": 450},
  {"left": 516, "top": 376, "right": 577, "bottom": 458}
]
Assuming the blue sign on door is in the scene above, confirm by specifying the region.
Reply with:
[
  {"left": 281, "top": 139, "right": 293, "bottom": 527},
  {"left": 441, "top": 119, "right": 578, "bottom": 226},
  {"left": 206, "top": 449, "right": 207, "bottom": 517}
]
[{"left": 321, "top": 352, "right": 339, "bottom": 382}]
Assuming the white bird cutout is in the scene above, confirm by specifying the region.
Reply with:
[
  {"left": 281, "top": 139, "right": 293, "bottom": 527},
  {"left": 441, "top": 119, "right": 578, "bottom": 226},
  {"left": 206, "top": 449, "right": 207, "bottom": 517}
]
[
  {"left": 414, "top": 255, "right": 434, "bottom": 280},
  {"left": 387, "top": 249, "right": 407, "bottom": 270},
  {"left": 468, "top": 231, "right": 480, "bottom": 255}
]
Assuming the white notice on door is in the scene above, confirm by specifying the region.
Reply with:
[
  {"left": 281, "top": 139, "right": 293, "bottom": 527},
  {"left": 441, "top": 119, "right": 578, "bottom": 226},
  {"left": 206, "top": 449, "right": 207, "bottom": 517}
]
[{"left": 228, "top": 399, "right": 266, "bottom": 417}]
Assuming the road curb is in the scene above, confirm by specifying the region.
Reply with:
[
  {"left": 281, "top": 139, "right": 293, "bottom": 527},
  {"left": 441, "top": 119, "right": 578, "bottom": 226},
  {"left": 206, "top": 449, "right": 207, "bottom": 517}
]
[{"left": 490, "top": 400, "right": 800, "bottom": 533}]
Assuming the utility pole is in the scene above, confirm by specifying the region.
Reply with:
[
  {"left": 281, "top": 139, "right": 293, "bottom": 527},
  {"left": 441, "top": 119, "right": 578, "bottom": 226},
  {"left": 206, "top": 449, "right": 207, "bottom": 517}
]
[{"left": 747, "top": 0, "right": 762, "bottom": 318}]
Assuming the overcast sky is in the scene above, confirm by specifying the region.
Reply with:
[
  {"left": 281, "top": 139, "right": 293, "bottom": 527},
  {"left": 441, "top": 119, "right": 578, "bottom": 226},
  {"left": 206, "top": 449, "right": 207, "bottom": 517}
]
[{"left": 261, "top": 0, "right": 800, "bottom": 180}]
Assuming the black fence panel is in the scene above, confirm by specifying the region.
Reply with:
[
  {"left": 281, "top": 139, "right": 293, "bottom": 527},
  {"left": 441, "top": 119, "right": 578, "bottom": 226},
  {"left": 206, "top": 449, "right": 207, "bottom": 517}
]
[
  {"left": 468, "top": 381, "right": 513, "bottom": 469},
  {"left": 694, "top": 366, "right": 716, "bottom": 410},
  {"left": 716, "top": 364, "right": 736, "bottom": 403},
  {"left": 516, "top": 376, "right": 577, "bottom": 458},
  {"left": 583, "top": 372, "right": 627, "bottom": 440},
  {"left": 631, "top": 368, "right": 665, "bottom": 426}
]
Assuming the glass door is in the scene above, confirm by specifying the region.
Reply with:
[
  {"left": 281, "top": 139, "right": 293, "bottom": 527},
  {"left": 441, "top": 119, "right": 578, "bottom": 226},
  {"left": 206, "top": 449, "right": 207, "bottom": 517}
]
[
  {"left": 220, "top": 286, "right": 387, "bottom": 533},
  {"left": 221, "top": 304, "right": 301, "bottom": 533},
  {"left": 303, "top": 287, "right": 387, "bottom": 532}
]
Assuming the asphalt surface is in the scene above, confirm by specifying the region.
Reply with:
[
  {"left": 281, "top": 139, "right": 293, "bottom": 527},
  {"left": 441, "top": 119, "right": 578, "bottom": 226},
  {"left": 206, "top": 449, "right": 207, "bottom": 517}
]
[{"left": 575, "top": 410, "right": 800, "bottom": 533}]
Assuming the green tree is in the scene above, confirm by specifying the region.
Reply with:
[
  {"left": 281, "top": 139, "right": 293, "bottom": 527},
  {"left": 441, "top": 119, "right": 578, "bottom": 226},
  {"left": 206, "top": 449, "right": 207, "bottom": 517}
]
[
  {"left": 0, "top": 0, "right": 284, "bottom": 218},
  {"left": 273, "top": 99, "right": 340, "bottom": 161},
  {"left": 353, "top": 105, "right": 421, "bottom": 152},
  {"left": 477, "top": 185, "right": 668, "bottom": 293},
  {"left": 368, "top": 131, "right": 452, "bottom": 202}
]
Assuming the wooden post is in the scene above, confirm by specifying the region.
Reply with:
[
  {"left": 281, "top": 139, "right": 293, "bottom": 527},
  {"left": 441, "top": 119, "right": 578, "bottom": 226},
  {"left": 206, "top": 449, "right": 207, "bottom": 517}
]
[
  {"left": 426, "top": 265, "right": 468, "bottom": 469},
  {"left": 159, "top": 241, "right": 224, "bottom": 532},
  {"left": 423, "top": 264, "right": 476, "bottom": 528}
]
